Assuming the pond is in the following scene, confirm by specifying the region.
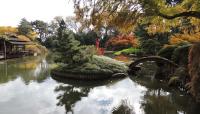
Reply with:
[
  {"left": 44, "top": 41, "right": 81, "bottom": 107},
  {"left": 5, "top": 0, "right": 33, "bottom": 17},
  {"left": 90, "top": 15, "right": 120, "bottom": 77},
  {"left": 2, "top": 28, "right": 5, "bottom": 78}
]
[{"left": 0, "top": 56, "right": 199, "bottom": 114}]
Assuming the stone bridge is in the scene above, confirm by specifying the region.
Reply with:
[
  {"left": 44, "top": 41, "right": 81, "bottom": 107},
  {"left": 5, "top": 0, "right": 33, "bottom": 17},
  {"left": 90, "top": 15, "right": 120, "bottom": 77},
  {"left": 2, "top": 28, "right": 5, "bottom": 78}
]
[{"left": 128, "top": 56, "right": 179, "bottom": 78}]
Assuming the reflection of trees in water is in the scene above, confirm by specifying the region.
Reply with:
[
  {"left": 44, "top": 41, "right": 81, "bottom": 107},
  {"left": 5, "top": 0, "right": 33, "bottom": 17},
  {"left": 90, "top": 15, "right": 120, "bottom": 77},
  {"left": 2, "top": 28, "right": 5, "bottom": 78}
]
[
  {"left": 141, "top": 89, "right": 200, "bottom": 114},
  {"left": 53, "top": 78, "right": 124, "bottom": 114},
  {"left": 131, "top": 72, "right": 200, "bottom": 114},
  {"left": 0, "top": 56, "right": 50, "bottom": 84},
  {"left": 54, "top": 85, "right": 90, "bottom": 114},
  {"left": 112, "top": 100, "right": 135, "bottom": 114},
  {"left": 54, "top": 85, "right": 134, "bottom": 114},
  {"left": 134, "top": 62, "right": 158, "bottom": 78},
  {"left": 141, "top": 90, "right": 180, "bottom": 114}
]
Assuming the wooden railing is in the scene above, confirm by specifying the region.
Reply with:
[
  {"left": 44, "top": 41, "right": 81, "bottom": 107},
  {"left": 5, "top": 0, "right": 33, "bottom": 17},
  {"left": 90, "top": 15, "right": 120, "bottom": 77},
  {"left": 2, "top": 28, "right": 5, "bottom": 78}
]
[{"left": 0, "top": 51, "right": 34, "bottom": 60}]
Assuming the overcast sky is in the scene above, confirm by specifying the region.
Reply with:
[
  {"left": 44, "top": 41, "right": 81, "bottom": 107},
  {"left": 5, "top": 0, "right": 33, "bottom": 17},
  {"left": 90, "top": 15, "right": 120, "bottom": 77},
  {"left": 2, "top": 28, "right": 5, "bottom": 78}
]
[{"left": 0, "top": 0, "right": 74, "bottom": 26}]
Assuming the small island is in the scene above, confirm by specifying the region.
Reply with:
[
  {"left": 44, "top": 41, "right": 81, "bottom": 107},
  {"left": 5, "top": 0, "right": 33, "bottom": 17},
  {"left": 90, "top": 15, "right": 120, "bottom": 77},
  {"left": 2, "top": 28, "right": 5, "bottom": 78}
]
[{"left": 51, "top": 31, "right": 128, "bottom": 80}]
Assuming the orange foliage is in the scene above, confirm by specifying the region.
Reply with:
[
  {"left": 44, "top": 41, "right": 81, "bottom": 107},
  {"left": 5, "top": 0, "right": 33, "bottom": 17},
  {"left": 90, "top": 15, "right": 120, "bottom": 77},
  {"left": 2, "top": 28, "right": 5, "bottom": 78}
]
[
  {"left": 114, "top": 55, "right": 131, "bottom": 62},
  {"left": 106, "top": 34, "right": 139, "bottom": 50},
  {"left": 170, "top": 32, "right": 200, "bottom": 45}
]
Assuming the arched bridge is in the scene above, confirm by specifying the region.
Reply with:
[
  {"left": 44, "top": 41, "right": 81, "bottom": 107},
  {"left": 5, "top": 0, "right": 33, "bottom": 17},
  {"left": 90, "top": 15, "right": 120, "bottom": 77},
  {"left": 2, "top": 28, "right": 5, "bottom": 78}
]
[{"left": 128, "top": 56, "right": 179, "bottom": 74}]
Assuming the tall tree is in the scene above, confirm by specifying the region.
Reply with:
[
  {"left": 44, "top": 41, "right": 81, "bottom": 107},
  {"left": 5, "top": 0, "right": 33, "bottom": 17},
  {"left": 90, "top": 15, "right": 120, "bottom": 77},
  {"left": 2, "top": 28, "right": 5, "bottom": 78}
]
[
  {"left": 57, "top": 19, "right": 66, "bottom": 38},
  {"left": 18, "top": 18, "right": 33, "bottom": 35}
]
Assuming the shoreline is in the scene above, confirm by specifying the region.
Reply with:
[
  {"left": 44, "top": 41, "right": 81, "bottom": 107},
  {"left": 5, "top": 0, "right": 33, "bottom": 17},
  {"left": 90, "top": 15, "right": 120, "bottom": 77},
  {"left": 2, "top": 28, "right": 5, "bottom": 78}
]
[{"left": 51, "top": 69, "right": 127, "bottom": 80}]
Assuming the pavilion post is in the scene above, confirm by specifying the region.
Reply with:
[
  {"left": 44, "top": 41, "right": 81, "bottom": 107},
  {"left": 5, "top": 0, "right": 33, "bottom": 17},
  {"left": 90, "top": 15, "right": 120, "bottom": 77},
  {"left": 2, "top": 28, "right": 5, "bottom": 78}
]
[{"left": 3, "top": 40, "right": 6, "bottom": 59}]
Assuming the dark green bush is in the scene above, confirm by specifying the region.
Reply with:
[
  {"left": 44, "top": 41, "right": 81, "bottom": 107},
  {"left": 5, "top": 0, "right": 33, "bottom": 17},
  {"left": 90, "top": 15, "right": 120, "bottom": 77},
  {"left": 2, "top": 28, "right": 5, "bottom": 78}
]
[
  {"left": 60, "top": 55, "right": 128, "bottom": 75},
  {"left": 157, "top": 46, "right": 177, "bottom": 60},
  {"left": 55, "top": 30, "right": 96, "bottom": 65},
  {"left": 172, "top": 44, "right": 192, "bottom": 65},
  {"left": 140, "top": 39, "right": 161, "bottom": 55}
]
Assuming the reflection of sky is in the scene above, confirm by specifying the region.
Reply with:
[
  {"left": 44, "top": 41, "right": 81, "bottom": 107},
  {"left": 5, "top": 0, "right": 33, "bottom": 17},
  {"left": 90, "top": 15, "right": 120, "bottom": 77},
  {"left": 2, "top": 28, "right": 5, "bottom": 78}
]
[
  {"left": 73, "top": 78, "right": 147, "bottom": 114},
  {"left": 0, "top": 76, "right": 148, "bottom": 114},
  {"left": 0, "top": 77, "right": 65, "bottom": 114}
]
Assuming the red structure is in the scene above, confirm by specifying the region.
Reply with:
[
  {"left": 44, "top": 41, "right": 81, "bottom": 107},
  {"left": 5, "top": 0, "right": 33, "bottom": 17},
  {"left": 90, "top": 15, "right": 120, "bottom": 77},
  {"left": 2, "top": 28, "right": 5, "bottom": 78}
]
[
  {"left": 96, "top": 38, "right": 100, "bottom": 49},
  {"left": 96, "top": 38, "right": 104, "bottom": 55}
]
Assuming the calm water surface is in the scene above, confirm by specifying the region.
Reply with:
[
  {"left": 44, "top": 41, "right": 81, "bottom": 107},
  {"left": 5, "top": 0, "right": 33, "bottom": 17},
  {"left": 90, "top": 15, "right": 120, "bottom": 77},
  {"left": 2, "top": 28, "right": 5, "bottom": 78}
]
[{"left": 0, "top": 56, "right": 199, "bottom": 114}]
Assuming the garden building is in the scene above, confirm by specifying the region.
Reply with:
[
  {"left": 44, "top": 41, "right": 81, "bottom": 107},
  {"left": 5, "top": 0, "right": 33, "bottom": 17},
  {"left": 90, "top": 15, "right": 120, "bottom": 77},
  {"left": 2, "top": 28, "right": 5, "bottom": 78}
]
[{"left": 0, "top": 35, "right": 34, "bottom": 59}]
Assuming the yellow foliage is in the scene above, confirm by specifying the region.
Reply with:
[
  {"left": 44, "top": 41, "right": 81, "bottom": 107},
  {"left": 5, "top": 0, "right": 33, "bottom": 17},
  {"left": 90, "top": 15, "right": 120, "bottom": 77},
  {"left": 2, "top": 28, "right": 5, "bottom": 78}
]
[
  {"left": 17, "top": 35, "right": 31, "bottom": 42},
  {"left": 27, "top": 31, "right": 38, "bottom": 41},
  {"left": 0, "top": 26, "right": 18, "bottom": 35},
  {"left": 147, "top": 17, "right": 180, "bottom": 34},
  {"left": 26, "top": 44, "right": 48, "bottom": 55},
  {"left": 0, "top": 26, "right": 37, "bottom": 41}
]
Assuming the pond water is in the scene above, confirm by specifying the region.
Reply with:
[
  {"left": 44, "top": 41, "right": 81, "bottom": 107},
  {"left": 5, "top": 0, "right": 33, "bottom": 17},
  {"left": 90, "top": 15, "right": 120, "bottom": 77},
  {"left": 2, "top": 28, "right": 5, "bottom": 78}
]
[{"left": 0, "top": 56, "right": 200, "bottom": 114}]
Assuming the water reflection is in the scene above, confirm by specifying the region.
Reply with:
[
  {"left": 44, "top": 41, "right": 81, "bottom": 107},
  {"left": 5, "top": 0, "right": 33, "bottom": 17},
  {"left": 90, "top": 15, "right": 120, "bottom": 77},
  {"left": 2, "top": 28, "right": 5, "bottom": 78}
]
[
  {"left": 0, "top": 77, "right": 65, "bottom": 114},
  {"left": 129, "top": 62, "right": 200, "bottom": 114},
  {"left": 55, "top": 84, "right": 90, "bottom": 114},
  {"left": 0, "top": 56, "right": 200, "bottom": 114},
  {"left": 112, "top": 100, "right": 135, "bottom": 114},
  {"left": 0, "top": 56, "right": 50, "bottom": 84},
  {"left": 54, "top": 78, "right": 146, "bottom": 114}
]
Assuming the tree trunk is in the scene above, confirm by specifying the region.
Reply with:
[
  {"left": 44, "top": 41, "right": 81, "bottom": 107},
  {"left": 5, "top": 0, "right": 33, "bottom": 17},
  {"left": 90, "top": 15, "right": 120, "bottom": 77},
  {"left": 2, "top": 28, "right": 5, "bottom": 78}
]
[{"left": 188, "top": 43, "right": 200, "bottom": 102}]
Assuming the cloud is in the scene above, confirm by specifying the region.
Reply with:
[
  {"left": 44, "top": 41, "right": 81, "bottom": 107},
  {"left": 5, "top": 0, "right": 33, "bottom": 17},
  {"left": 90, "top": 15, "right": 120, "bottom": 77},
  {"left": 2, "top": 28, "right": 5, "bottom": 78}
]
[{"left": 0, "top": 0, "right": 74, "bottom": 26}]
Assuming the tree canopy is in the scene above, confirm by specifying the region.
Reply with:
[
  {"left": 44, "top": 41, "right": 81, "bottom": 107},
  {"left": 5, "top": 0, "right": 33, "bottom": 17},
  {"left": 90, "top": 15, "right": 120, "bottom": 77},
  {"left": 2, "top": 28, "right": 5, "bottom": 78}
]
[{"left": 72, "top": 0, "right": 200, "bottom": 33}]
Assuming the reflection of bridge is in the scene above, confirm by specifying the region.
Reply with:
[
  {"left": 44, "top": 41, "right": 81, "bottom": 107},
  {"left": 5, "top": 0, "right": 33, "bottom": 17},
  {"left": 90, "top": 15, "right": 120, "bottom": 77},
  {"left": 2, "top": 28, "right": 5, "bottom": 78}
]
[{"left": 128, "top": 56, "right": 179, "bottom": 75}]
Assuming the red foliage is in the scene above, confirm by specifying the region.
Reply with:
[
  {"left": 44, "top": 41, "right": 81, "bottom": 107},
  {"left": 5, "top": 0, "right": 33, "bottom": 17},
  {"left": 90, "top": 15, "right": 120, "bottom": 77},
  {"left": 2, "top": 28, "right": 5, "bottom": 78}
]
[{"left": 105, "top": 34, "right": 138, "bottom": 51}]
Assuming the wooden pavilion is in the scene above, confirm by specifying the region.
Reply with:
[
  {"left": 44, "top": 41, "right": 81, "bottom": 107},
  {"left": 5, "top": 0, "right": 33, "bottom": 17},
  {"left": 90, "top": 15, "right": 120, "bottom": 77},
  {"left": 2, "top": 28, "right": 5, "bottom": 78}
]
[{"left": 0, "top": 35, "right": 34, "bottom": 60}]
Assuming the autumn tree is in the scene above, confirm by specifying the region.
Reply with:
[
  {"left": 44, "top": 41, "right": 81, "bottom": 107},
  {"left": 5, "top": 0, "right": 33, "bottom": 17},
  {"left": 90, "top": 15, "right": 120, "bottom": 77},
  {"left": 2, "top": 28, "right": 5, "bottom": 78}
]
[
  {"left": 105, "top": 34, "right": 138, "bottom": 51},
  {"left": 72, "top": 0, "right": 200, "bottom": 33}
]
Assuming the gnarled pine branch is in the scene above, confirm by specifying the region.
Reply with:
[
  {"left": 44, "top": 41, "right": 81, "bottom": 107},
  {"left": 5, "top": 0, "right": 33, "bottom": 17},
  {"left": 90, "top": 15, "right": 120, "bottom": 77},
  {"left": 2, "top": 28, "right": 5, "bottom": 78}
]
[{"left": 158, "top": 11, "right": 200, "bottom": 19}]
